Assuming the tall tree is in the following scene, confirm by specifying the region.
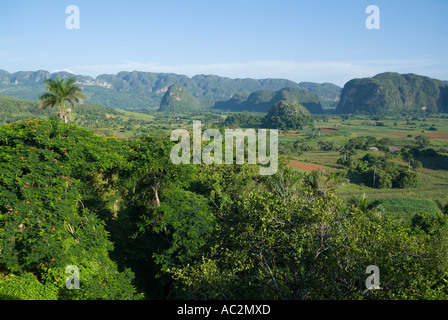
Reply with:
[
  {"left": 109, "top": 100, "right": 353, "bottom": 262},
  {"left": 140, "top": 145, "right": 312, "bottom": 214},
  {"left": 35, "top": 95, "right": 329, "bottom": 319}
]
[
  {"left": 415, "top": 135, "right": 430, "bottom": 149},
  {"left": 38, "top": 77, "right": 87, "bottom": 123}
]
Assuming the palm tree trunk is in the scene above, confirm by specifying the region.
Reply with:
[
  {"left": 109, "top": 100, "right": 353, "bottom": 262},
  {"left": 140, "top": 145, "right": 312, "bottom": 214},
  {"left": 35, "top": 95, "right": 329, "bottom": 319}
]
[
  {"left": 59, "top": 102, "right": 68, "bottom": 123},
  {"left": 59, "top": 103, "right": 65, "bottom": 121},
  {"left": 373, "top": 168, "right": 376, "bottom": 188}
]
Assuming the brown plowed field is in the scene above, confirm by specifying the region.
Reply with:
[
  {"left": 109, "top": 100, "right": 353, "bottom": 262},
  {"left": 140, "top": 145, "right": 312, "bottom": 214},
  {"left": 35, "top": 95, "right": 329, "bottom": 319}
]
[
  {"left": 288, "top": 160, "right": 327, "bottom": 172},
  {"left": 424, "top": 133, "right": 448, "bottom": 139},
  {"left": 321, "top": 128, "right": 339, "bottom": 133},
  {"left": 390, "top": 133, "right": 409, "bottom": 138}
]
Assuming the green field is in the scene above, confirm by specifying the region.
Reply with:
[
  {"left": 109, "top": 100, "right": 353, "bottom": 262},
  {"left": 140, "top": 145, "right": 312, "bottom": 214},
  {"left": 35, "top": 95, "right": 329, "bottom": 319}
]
[{"left": 276, "top": 115, "right": 448, "bottom": 220}]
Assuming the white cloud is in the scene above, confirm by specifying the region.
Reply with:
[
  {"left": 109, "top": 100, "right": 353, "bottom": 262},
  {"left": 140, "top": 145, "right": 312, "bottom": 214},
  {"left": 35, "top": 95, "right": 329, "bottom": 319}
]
[{"left": 62, "top": 57, "right": 443, "bottom": 87}]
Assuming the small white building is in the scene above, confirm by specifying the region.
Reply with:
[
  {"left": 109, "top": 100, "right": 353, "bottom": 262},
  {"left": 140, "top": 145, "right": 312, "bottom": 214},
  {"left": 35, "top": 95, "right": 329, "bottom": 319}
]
[{"left": 389, "top": 146, "right": 399, "bottom": 153}]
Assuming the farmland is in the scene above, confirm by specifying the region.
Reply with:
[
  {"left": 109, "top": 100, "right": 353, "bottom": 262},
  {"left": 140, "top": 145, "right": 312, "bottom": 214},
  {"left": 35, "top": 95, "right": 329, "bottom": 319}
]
[{"left": 275, "top": 114, "right": 448, "bottom": 221}]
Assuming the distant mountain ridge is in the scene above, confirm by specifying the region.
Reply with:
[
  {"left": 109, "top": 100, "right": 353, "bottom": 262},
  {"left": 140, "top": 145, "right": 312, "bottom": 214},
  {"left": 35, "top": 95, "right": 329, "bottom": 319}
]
[
  {"left": 213, "top": 87, "right": 324, "bottom": 114},
  {"left": 336, "top": 72, "right": 448, "bottom": 115},
  {"left": 297, "top": 82, "right": 341, "bottom": 108},
  {"left": 0, "top": 69, "right": 341, "bottom": 111}
]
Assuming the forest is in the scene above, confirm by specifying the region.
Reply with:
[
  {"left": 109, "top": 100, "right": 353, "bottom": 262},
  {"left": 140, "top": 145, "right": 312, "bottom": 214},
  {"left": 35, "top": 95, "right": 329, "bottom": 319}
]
[{"left": 1, "top": 76, "right": 448, "bottom": 301}]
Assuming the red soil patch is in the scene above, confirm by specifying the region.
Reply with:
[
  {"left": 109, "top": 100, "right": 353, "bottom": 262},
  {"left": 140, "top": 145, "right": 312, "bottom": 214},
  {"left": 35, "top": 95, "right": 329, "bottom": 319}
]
[
  {"left": 288, "top": 160, "right": 327, "bottom": 172},
  {"left": 321, "top": 128, "right": 339, "bottom": 134},
  {"left": 424, "top": 133, "right": 448, "bottom": 139},
  {"left": 279, "top": 129, "right": 339, "bottom": 136},
  {"left": 279, "top": 133, "right": 300, "bottom": 137}
]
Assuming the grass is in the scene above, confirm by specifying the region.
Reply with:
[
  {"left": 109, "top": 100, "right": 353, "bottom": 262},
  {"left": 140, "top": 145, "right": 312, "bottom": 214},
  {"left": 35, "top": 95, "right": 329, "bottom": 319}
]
[{"left": 379, "top": 198, "right": 441, "bottom": 225}]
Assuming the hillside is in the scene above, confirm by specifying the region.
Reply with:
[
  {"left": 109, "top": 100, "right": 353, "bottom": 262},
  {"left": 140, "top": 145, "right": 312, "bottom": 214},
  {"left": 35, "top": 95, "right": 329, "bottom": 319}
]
[
  {"left": 213, "top": 87, "right": 324, "bottom": 114},
  {"left": 0, "top": 69, "right": 340, "bottom": 112},
  {"left": 336, "top": 72, "right": 448, "bottom": 115},
  {"left": 298, "top": 82, "right": 341, "bottom": 109},
  {"left": 263, "top": 100, "right": 313, "bottom": 130},
  {"left": 0, "top": 95, "right": 155, "bottom": 137},
  {"left": 159, "top": 83, "right": 202, "bottom": 112}
]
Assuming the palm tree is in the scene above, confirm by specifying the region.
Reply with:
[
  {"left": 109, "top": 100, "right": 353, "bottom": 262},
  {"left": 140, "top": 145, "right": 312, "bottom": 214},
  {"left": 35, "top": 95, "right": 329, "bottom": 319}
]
[
  {"left": 38, "top": 77, "right": 86, "bottom": 123},
  {"left": 367, "top": 156, "right": 382, "bottom": 189},
  {"left": 303, "top": 170, "right": 341, "bottom": 198},
  {"left": 340, "top": 147, "right": 357, "bottom": 162},
  {"left": 401, "top": 148, "right": 413, "bottom": 171},
  {"left": 348, "top": 193, "right": 384, "bottom": 218},
  {"left": 265, "top": 166, "right": 303, "bottom": 199}
]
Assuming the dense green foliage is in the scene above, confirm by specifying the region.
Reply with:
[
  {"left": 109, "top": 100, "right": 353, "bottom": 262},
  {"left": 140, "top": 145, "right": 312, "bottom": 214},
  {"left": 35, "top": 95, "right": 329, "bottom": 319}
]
[
  {"left": 263, "top": 101, "right": 313, "bottom": 130},
  {"left": 214, "top": 87, "right": 324, "bottom": 114},
  {"left": 1, "top": 116, "right": 448, "bottom": 300},
  {"left": 170, "top": 168, "right": 448, "bottom": 300},
  {"left": 0, "top": 119, "right": 142, "bottom": 299},
  {"left": 336, "top": 72, "right": 448, "bottom": 115},
  {"left": 344, "top": 154, "right": 418, "bottom": 189},
  {"left": 224, "top": 112, "right": 264, "bottom": 128}
]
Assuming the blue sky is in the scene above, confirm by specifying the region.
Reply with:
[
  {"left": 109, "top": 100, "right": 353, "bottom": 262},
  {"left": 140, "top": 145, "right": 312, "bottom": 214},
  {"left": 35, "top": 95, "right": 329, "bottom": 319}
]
[{"left": 0, "top": 0, "right": 446, "bottom": 86}]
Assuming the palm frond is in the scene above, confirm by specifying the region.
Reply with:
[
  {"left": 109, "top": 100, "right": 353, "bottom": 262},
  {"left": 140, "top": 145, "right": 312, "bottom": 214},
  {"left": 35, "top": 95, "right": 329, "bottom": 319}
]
[{"left": 38, "top": 92, "right": 58, "bottom": 110}]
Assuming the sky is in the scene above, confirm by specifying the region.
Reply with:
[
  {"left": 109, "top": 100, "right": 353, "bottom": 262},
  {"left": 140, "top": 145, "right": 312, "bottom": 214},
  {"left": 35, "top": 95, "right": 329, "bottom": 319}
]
[{"left": 0, "top": 0, "right": 447, "bottom": 87}]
